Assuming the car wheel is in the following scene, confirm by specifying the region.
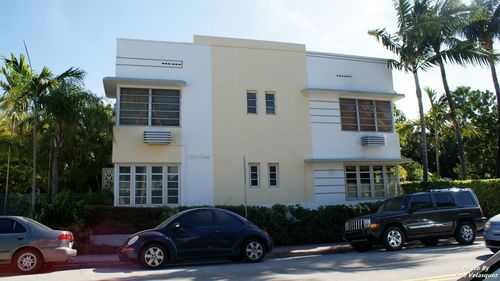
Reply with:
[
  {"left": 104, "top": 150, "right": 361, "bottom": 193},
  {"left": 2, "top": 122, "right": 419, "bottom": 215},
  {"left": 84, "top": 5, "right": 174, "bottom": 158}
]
[
  {"left": 421, "top": 238, "right": 439, "bottom": 247},
  {"left": 12, "top": 248, "right": 43, "bottom": 274},
  {"left": 140, "top": 244, "right": 168, "bottom": 269},
  {"left": 351, "top": 243, "right": 372, "bottom": 252},
  {"left": 382, "top": 226, "right": 405, "bottom": 251},
  {"left": 455, "top": 221, "right": 476, "bottom": 245},
  {"left": 242, "top": 239, "right": 265, "bottom": 262}
]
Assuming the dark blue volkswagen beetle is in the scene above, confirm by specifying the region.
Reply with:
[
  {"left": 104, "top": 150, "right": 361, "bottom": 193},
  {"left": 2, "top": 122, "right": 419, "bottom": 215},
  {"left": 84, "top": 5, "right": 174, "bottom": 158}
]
[{"left": 119, "top": 208, "right": 273, "bottom": 269}]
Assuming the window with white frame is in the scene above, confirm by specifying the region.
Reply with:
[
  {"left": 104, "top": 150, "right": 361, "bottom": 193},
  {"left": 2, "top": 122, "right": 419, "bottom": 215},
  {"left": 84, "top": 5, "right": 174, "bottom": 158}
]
[
  {"left": 265, "top": 92, "right": 276, "bottom": 115},
  {"left": 249, "top": 163, "right": 260, "bottom": 188},
  {"left": 119, "top": 88, "right": 180, "bottom": 126},
  {"left": 247, "top": 92, "right": 257, "bottom": 114},
  {"left": 339, "top": 98, "right": 393, "bottom": 132},
  {"left": 118, "top": 166, "right": 131, "bottom": 205},
  {"left": 345, "top": 165, "right": 400, "bottom": 200},
  {"left": 117, "top": 164, "right": 180, "bottom": 206},
  {"left": 268, "top": 163, "right": 279, "bottom": 188}
]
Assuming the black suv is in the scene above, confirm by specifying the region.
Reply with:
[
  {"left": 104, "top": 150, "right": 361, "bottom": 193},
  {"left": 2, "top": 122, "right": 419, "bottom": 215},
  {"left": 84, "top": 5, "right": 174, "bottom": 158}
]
[{"left": 344, "top": 188, "right": 487, "bottom": 251}]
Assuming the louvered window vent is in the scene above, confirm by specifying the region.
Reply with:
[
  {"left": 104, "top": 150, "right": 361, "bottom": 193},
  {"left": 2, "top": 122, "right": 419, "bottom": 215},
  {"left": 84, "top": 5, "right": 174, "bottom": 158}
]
[
  {"left": 361, "top": 135, "right": 386, "bottom": 147},
  {"left": 144, "top": 130, "right": 172, "bottom": 144}
]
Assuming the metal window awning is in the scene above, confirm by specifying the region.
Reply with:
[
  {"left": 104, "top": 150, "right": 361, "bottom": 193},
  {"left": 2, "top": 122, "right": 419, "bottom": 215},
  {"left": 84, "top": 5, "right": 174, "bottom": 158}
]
[
  {"left": 103, "top": 77, "right": 187, "bottom": 98},
  {"left": 301, "top": 88, "right": 405, "bottom": 101},
  {"left": 304, "top": 158, "right": 411, "bottom": 164}
]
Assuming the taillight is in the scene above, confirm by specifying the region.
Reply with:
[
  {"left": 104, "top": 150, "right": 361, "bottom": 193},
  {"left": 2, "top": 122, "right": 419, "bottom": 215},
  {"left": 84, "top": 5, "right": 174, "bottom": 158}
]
[{"left": 58, "top": 232, "right": 74, "bottom": 242}]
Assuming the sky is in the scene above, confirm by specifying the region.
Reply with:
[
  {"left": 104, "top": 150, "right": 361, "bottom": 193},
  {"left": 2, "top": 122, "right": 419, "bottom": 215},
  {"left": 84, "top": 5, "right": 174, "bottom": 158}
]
[{"left": 0, "top": 0, "right": 497, "bottom": 119}]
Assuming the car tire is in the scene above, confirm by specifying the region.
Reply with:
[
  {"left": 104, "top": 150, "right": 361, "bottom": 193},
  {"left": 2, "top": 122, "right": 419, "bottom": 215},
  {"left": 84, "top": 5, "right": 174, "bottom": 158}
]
[
  {"left": 140, "top": 243, "right": 168, "bottom": 269},
  {"left": 382, "top": 226, "right": 405, "bottom": 251},
  {"left": 12, "top": 248, "right": 43, "bottom": 274},
  {"left": 242, "top": 239, "right": 265, "bottom": 263},
  {"left": 421, "top": 238, "right": 439, "bottom": 247},
  {"left": 455, "top": 221, "right": 476, "bottom": 245},
  {"left": 351, "top": 243, "right": 372, "bottom": 252}
]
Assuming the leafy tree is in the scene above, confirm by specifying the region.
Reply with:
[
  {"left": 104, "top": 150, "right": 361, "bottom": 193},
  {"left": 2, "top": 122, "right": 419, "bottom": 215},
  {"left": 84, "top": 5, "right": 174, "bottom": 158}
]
[
  {"left": 369, "top": 0, "right": 437, "bottom": 182},
  {"left": 422, "top": 0, "right": 491, "bottom": 179},
  {"left": 462, "top": 0, "right": 500, "bottom": 177}
]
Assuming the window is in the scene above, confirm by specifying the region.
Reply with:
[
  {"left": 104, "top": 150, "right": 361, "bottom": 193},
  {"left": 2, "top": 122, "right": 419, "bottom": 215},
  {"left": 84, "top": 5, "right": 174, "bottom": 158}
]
[
  {"left": 0, "top": 219, "right": 14, "bottom": 234},
  {"left": 410, "top": 194, "right": 433, "bottom": 211},
  {"left": 151, "top": 166, "right": 163, "bottom": 205},
  {"left": 339, "top": 98, "right": 393, "bottom": 132},
  {"left": 345, "top": 165, "right": 400, "bottom": 200},
  {"left": 214, "top": 210, "right": 243, "bottom": 227},
  {"left": 249, "top": 163, "right": 260, "bottom": 188},
  {"left": 265, "top": 92, "right": 276, "bottom": 115},
  {"left": 454, "top": 191, "right": 477, "bottom": 207},
  {"left": 118, "top": 166, "right": 131, "bottom": 205},
  {"left": 268, "top": 164, "right": 279, "bottom": 188},
  {"left": 247, "top": 92, "right": 257, "bottom": 114},
  {"left": 434, "top": 192, "right": 456, "bottom": 208},
  {"left": 117, "top": 164, "right": 180, "bottom": 206},
  {"left": 167, "top": 166, "right": 179, "bottom": 204},
  {"left": 119, "top": 88, "right": 149, "bottom": 125},
  {"left": 178, "top": 210, "right": 213, "bottom": 228},
  {"left": 119, "top": 88, "right": 180, "bottom": 126},
  {"left": 151, "top": 89, "right": 180, "bottom": 126}
]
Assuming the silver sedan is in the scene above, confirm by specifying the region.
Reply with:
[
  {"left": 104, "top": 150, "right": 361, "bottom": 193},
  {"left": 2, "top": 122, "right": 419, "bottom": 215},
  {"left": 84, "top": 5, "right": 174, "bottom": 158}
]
[
  {"left": 0, "top": 216, "right": 77, "bottom": 274},
  {"left": 485, "top": 214, "right": 500, "bottom": 253}
]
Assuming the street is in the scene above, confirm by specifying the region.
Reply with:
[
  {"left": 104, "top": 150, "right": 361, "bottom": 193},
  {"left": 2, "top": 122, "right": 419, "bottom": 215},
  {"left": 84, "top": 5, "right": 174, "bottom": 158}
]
[{"left": 0, "top": 242, "right": 493, "bottom": 281}]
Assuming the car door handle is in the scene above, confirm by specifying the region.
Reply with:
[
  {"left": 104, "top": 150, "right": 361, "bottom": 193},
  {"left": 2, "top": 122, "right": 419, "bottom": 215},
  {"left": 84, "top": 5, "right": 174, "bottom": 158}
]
[{"left": 17, "top": 236, "right": 25, "bottom": 241}]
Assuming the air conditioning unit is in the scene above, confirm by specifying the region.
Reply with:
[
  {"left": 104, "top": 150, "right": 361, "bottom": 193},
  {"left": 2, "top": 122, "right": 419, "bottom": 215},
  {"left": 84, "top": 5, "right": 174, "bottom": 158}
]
[
  {"left": 144, "top": 130, "right": 172, "bottom": 144},
  {"left": 361, "top": 135, "right": 386, "bottom": 147}
]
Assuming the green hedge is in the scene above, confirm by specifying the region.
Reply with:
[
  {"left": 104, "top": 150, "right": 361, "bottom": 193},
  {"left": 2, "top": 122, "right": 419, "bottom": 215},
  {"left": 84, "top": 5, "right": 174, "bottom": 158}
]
[
  {"left": 401, "top": 179, "right": 500, "bottom": 218},
  {"left": 85, "top": 203, "right": 380, "bottom": 246}
]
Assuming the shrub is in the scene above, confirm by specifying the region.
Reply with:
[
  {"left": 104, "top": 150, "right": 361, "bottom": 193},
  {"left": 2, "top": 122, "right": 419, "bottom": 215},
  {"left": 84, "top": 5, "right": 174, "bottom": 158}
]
[
  {"left": 401, "top": 179, "right": 500, "bottom": 218},
  {"left": 84, "top": 203, "right": 381, "bottom": 246}
]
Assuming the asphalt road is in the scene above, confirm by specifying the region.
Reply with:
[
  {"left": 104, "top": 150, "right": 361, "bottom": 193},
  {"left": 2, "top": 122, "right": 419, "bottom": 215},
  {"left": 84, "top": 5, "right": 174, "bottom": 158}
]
[{"left": 0, "top": 242, "right": 493, "bottom": 281}]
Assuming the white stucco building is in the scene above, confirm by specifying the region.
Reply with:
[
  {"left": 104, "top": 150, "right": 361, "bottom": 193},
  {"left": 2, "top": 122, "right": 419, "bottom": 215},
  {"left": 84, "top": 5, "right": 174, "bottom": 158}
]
[{"left": 103, "top": 35, "right": 405, "bottom": 208}]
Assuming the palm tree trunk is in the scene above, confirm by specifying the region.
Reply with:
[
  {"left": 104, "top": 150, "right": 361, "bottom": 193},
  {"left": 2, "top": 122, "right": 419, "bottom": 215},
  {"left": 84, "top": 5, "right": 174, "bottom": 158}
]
[
  {"left": 3, "top": 119, "right": 15, "bottom": 215},
  {"left": 413, "top": 70, "right": 429, "bottom": 182},
  {"left": 51, "top": 125, "right": 63, "bottom": 198},
  {"left": 31, "top": 107, "right": 37, "bottom": 207},
  {"left": 437, "top": 59, "right": 467, "bottom": 179},
  {"left": 434, "top": 119, "right": 441, "bottom": 178},
  {"left": 491, "top": 62, "right": 500, "bottom": 177}
]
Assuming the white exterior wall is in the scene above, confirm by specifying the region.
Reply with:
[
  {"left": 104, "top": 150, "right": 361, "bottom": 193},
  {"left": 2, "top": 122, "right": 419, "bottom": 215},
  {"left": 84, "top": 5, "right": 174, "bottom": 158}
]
[
  {"left": 115, "top": 39, "right": 214, "bottom": 206},
  {"left": 306, "top": 53, "right": 401, "bottom": 160}
]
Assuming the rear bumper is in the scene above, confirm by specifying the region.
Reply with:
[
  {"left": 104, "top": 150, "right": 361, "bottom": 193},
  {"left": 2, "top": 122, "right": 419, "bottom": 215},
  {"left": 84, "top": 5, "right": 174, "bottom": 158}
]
[
  {"left": 475, "top": 217, "right": 487, "bottom": 231},
  {"left": 42, "top": 247, "right": 77, "bottom": 263}
]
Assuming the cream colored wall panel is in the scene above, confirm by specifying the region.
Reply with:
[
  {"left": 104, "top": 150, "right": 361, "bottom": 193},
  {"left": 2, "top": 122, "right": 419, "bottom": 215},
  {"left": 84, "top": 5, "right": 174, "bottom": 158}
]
[{"left": 112, "top": 126, "right": 182, "bottom": 163}]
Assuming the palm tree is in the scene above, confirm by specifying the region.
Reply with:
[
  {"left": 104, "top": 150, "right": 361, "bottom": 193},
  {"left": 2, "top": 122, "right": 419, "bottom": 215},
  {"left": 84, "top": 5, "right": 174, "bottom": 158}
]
[
  {"left": 369, "top": 0, "right": 435, "bottom": 182},
  {"left": 41, "top": 81, "right": 95, "bottom": 197},
  {"left": 1, "top": 54, "right": 84, "bottom": 204},
  {"left": 462, "top": 0, "right": 500, "bottom": 176},
  {"left": 422, "top": 0, "right": 492, "bottom": 179}
]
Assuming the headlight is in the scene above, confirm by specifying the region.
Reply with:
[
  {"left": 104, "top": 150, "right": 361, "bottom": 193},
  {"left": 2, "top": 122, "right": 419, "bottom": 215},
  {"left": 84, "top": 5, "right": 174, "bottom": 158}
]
[
  {"left": 363, "top": 218, "right": 371, "bottom": 228},
  {"left": 485, "top": 222, "right": 491, "bottom": 231},
  {"left": 127, "top": 235, "right": 139, "bottom": 246}
]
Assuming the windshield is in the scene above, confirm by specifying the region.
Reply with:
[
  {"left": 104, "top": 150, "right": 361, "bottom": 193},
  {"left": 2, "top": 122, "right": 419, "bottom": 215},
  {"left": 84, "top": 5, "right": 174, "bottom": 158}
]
[{"left": 378, "top": 196, "right": 411, "bottom": 213}]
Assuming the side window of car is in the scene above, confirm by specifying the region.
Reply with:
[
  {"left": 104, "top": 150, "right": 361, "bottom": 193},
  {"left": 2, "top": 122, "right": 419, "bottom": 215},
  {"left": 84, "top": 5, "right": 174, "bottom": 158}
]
[
  {"left": 214, "top": 211, "right": 243, "bottom": 227},
  {"left": 13, "top": 221, "right": 27, "bottom": 233},
  {"left": 177, "top": 210, "right": 214, "bottom": 229},
  {"left": 434, "top": 192, "right": 456, "bottom": 208},
  {"left": 454, "top": 191, "right": 477, "bottom": 207},
  {"left": 0, "top": 218, "right": 14, "bottom": 234},
  {"left": 410, "top": 194, "right": 433, "bottom": 212}
]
